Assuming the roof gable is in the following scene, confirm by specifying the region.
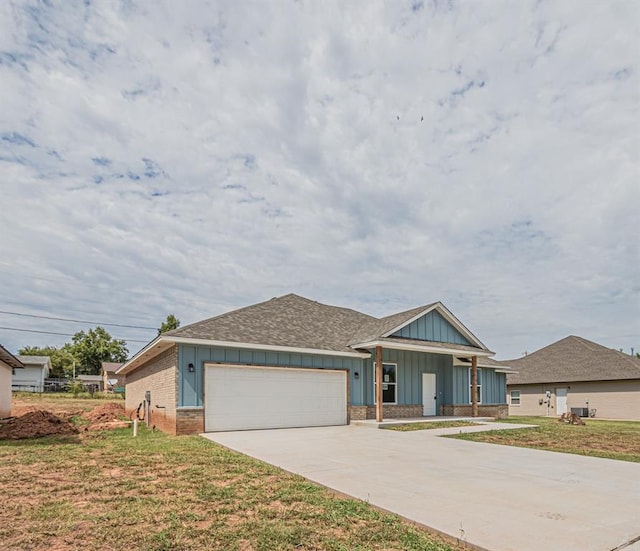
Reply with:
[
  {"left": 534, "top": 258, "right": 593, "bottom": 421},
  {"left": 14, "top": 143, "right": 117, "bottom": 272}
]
[
  {"left": 505, "top": 336, "right": 640, "bottom": 384},
  {"left": 349, "top": 302, "right": 487, "bottom": 351},
  {"left": 389, "top": 309, "right": 472, "bottom": 346}
]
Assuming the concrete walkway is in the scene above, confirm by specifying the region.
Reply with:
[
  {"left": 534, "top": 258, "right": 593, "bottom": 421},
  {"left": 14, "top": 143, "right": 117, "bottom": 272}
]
[{"left": 203, "top": 423, "right": 640, "bottom": 551}]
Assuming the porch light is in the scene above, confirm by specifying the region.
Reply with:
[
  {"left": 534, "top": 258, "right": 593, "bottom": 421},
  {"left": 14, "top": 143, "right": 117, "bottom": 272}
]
[
  {"left": 354, "top": 371, "right": 360, "bottom": 380},
  {"left": 188, "top": 363, "right": 195, "bottom": 372}
]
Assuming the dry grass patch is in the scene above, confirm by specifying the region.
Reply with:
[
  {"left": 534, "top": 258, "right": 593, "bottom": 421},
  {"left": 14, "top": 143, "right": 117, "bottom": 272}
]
[
  {"left": 1, "top": 396, "right": 466, "bottom": 551},
  {"left": 448, "top": 416, "right": 640, "bottom": 462}
]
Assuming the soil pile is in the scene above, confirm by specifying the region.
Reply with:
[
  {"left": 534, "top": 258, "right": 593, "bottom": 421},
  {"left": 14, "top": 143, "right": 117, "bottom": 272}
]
[
  {"left": 83, "top": 402, "right": 129, "bottom": 431},
  {"left": 83, "top": 402, "right": 126, "bottom": 424},
  {"left": 0, "top": 410, "right": 79, "bottom": 440}
]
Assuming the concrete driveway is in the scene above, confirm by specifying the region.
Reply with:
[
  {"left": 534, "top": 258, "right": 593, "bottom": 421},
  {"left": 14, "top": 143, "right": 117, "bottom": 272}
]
[{"left": 203, "top": 423, "right": 640, "bottom": 551}]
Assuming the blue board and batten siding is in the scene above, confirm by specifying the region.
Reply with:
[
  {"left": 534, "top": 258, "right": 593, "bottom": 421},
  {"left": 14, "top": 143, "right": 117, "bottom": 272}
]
[
  {"left": 178, "top": 344, "right": 507, "bottom": 409},
  {"left": 360, "top": 350, "right": 453, "bottom": 410},
  {"left": 178, "top": 344, "right": 363, "bottom": 408},
  {"left": 177, "top": 308, "right": 506, "bottom": 409},
  {"left": 391, "top": 310, "right": 471, "bottom": 345},
  {"left": 452, "top": 366, "right": 506, "bottom": 405}
]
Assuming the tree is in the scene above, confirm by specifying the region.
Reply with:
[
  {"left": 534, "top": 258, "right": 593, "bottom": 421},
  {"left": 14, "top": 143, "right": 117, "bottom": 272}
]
[
  {"left": 18, "top": 345, "right": 76, "bottom": 378},
  {"left": 158, "top": 313, "right": 180, "bottom": 335},
  {"left": 66, "top": 326, "right": 128, "bottom": 375}
]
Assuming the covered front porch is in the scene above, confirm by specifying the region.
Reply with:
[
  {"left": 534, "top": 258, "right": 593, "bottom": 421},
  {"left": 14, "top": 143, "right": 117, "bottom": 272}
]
[{"left": 349, "top": 340, "right": 510, "bottom": 422}]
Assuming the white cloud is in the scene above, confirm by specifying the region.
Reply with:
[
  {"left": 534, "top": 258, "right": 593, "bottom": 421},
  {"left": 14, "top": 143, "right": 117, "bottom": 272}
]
[{"left": 0, "top": 0, "right": 638, "bottom": 359}]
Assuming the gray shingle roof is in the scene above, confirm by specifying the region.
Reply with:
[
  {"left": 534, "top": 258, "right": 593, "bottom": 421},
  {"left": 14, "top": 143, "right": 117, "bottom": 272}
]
[
  {"left": 504, "top": 336, "right": 640, "bottom": 385},
  {"left": 16, "top": 355, "right": 51, "bottom": 366},
  {"left": 101, "top": 362, "right": 124, "bottom": 373},
  {"left": 165, "top": 293, "right": 490, "bottom": 355},
  {"left": 166, "top": 294, "right": 376, "bottom": 353}
]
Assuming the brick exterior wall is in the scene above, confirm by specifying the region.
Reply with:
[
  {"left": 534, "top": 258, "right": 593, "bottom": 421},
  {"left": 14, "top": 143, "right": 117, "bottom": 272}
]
[
  {"left": 442, "top": 404, "right": 509, "bottom": 419},
  {"left": 350, "top": 404, "right": 424, "bottom": 420},
  {"left": 125, "top": 346, "right": 178, "bottom": 434},
  {"left": 176, "top": 408, "right": 205, "bottom": 435}
]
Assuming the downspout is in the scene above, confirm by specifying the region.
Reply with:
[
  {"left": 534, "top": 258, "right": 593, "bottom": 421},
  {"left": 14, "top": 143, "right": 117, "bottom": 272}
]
[
  {"left": 471, "top": 355, "right": 478, "bottom": 417},
  {"left": 375, "top": 345, "right": 383, "bottom": 422}
]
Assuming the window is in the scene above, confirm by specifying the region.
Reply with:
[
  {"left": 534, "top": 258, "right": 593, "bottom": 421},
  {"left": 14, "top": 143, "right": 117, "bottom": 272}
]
[
  {"left": 374, "top": 363, "right": 397, "bottom": 404},
  {"left": 468, "top": 367, "right": 482, "bottom": 404},
  {"left": 510, "top": 390, "right": 521, "bottom": 406}
]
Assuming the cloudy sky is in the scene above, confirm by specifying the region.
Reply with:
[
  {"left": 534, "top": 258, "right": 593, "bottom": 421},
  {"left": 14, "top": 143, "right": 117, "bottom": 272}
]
[{"left": 0, "top": 0, "right": 638, "bottom": 360}]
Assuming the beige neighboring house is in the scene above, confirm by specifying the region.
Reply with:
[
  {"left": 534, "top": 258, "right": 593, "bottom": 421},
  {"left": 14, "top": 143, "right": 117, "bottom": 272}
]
[
  {"left": 505, "top": 336, "right": 640, "bottom": 420},
  {"left": 101, "top": 362, "right": 125, "bottom": 392},
  {"left": 1, "top": 345, "right": 24, "bottom": 417},
  {"left": 13, "top": 355, "right": 51, "bottom": 392}
]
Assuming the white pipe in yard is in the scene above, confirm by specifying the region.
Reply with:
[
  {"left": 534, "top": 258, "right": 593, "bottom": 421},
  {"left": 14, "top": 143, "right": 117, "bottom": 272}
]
[{"left": 133, "top": 418, "right": 138, "bottom": 437}]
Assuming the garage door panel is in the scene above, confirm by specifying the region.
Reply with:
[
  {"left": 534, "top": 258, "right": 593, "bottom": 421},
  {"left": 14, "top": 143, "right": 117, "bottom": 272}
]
[{"left": 205, "top": 364, "right": 347, "bottom": 432}]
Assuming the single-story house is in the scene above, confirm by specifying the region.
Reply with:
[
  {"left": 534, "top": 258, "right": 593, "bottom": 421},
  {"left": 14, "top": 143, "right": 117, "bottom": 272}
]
[
  {"left": 12, "top": 355, "right": 51, "bottom": 392},
  {"left": 101, "top": 362, "right": 125, "bottom": 392},
  {"left": 118, "top": 294, "right": 512, "bottom": 435},
  {"left": 0, "top": 345, "right": 24, "bottom": 418},
  {"left": 505, "top": 336, "right": 640, "bottom": 420},
  {"left": 77, "top": 374, "right": 104, "bottom": 392}
]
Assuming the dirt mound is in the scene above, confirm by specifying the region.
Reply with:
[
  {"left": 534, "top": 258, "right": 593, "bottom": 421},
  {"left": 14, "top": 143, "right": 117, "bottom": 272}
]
[
  {"left": 83, "top": 402, "right": 125, "bottom": 423},
  {"left": 0, "top": 410, "right": 79, "bottom": 440},
  {"left": 82, "top": 403, "right": 129, "bottom": 431}
]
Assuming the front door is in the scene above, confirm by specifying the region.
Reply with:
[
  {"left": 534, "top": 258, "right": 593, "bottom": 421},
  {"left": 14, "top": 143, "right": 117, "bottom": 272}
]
[
  {"left": 422, "top": 373, "right": 437, "bottom": 416},
  {"left": 556, "top": 388, "right": 568, "bottom": 415}
]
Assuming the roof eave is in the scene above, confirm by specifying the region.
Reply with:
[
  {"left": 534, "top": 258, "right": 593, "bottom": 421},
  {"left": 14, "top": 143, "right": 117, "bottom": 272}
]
[
  {"left": 351, "top": 339, "right": 494, "bottom": 357},
  {"left": 118, "top": 335, "right": 372, "bottom": 375}
]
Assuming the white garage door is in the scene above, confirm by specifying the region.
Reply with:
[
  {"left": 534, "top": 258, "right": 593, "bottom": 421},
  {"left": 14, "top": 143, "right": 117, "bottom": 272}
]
[{"left": 204, "top": 364, "right": 347, "bottom": 432}]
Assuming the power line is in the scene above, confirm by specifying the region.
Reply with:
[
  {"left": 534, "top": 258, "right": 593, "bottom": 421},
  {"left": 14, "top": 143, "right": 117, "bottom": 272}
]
[
  {"left": 0, "top": 326, "right": 149, "bottom": 343},
  {"left": 0, "top": 310, "right": 156, "bottom": 330}
]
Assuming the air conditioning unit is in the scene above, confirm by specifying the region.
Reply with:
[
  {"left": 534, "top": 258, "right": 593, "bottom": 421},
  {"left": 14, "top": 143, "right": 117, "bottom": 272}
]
[{"left": 571, "top": 407, "right": 589, "bottom": 418}]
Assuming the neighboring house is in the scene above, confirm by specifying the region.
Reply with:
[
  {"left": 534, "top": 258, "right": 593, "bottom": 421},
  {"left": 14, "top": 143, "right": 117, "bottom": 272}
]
[
  {"left": 505, "top": 336, "right": 640, "bottom": 420},
  {"left": 13, "top": 355, "right": 51, "bottom": 392},
  {"left": 101, "top": 362, "right": 125, "bottom": 391},
  {"left": 118, "top": 293, "right": 512, "bottom": 435},
  {"left": 0, "top": 345, "right": 24, "bottom": 418},
  {"left": 77, "top": 374, "right": 103, "bottom": 392}
]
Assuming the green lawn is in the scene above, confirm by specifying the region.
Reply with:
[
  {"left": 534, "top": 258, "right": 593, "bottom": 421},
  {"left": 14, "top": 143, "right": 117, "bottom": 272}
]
[
  {"left": 382, "top": 421, "right": 478, "bottom": 432},
  {"left": 448, "top": 416, "right": 640, "bottom": 462},
  {"left": 0, "top": 425, "right": 463, "bottom": 551}
]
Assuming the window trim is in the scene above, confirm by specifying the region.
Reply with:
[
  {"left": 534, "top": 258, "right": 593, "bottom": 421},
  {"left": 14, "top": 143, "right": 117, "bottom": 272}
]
[
  {"left": 510, "top": 389, "right": 521, "bottom": 406},
  {"left": 374, "top": 362, "right": 398, "bottom": 405},
  {"left": 468, "top": 367, "right": 482, "bottom": 404}
]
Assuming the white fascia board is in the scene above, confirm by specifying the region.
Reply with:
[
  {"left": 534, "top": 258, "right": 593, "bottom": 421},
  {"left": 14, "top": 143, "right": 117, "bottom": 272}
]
[
  {"left": 165, "top": 336, "right": 372, "bottom": 359},
  {"left": 116, "top": 336, "right": 167, "bottom": 375},
  {"left": 380, "top": 302, "right": 488, "bottom": 350},
  {"left": 351, "top": 340, "right": 494, "bottom": 357},
  {"left": 494, "top": 368, "right": 518, "bottom": 374},
  {"left": 117, "top": 336, "right": 371, "bottom": 376},
  {"left": 435, "top": 303, "right": 489, "bottom": 349}
]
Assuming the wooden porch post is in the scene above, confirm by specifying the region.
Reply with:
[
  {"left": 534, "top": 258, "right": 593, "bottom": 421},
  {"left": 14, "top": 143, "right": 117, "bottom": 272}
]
[
  {"left": 375, "top": 345, "right": 383, "bottom": 422},
  {"left": 471, "top": 355, "right": 478, "bottom": 417}
]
